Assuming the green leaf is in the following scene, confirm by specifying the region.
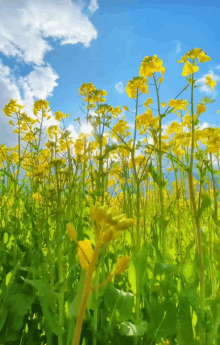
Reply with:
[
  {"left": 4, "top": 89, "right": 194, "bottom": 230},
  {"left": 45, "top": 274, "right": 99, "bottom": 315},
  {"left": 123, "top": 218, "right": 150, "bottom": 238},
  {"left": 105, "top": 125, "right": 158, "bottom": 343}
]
[
  {"left": 206, "top": 297, "right": 220, "bottom": 343},
  {"left": 182, "top": 260, "right": 196, "bottom": 285},
  {"left": 118, "top": 321, "right": 148, "bottom": 337},
  {"left": 177, "top": 296, "right": 195, "bottom": 345},
  {"left": 197, "top": 194, "right": 212, "bottom": 218},
  {"left": 21, "top": 278, "right": 59, "bottom": 335},
  {"left": 103, "top": 283, "right": 134, "bottom": 323},
  {"left": 148, "top": 299, "right": 177, "bottom": 342},
  {"left": 2, "top": 282, "right": 35, "bottom": 341},
  {"left": 200, "top": 95, "right": 216, "bottom": 105},
  {"left": 148, "top": 162, "right": 161, "bottom": 186},
  {"left": 186, "top": 287, "right": 200, "bottom": 314}
]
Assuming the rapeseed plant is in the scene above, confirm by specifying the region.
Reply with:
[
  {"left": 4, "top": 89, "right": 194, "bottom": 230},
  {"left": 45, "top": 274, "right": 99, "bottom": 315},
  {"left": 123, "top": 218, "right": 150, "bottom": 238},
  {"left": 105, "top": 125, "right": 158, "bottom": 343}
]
[
  {"left": 0, "top": 47, "right": 219, "bottom": 345},
  {"left": 67, "top": 202, "right": 134, "bottom": 345}
]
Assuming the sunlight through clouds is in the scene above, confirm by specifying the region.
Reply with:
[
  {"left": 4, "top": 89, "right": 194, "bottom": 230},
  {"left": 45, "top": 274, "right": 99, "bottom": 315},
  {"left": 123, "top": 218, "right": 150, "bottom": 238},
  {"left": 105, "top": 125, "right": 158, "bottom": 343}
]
[
  {"left": 81, "top": 122, "right": 93, "bottom": 135},
  {"left": 0, "top": 0, "right": 98, "bottom": 148}
]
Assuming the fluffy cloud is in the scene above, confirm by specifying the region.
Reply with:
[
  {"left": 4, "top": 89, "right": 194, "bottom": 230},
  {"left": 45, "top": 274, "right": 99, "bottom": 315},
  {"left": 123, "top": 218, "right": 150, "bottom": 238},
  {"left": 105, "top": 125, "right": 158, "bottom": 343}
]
[{"left": 0, "top": 0, "right": 98, "bottom": 149}]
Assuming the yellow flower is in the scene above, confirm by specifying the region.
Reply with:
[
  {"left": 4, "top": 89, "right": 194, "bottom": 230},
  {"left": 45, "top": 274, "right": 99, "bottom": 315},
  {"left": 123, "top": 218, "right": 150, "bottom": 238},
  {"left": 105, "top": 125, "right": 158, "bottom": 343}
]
[
  {"left": 112, "top": 119, "right": 130, "bottom": 136},
  {"left": 126, "top": 76, "right": 149, "bottom": 98},
  {"left": 78, "top": 240, "right": 94, "bottom": 270},
  {"left": 139, "top": 55, "right": 164, "bottom": 78},
  {"left": 122, "top": 105, "right": 129, "bottom": 111},
  {"left": 197, "top": 51, "right": 211, "bottom": 63},
  {"left": 158, "top": 76, "right": 164, "bottom": 84},
  {"left": 177, "top": 55, "right": 188, "bottom": 63},
  {"left": 55, "top": 111, "right": 69, "bottom": 121},
  {"left": 172, "top": 146, "right": 185, "bottom": 158},
  {"left": 206, "top": 74, "right": 216, "bottom": 90},
  {"left": 191, "top": 48, "right": 202, "bottom": 58},
  {"left": 161, "top": 102, "right": 166, "bottom": 108},
  {"left": 168, "top": 99, "right": 189, "bottom": 111},
  {"left": 32, "top": 192, "right": 42, "bottom": 203},
  {"left": 196, "top": 104, "right": 206, "bottom": 115},
  {"left": 182, "top": 61, "right": 199, "bottom": 77},
  {"left": 79, "top": 82, "right": 96, "bottom": 97},
  {"left": 143, "top": 97, "right": 153, "bottom": 108},
  {"left": 136, "top": 110, "right": 153, "bottom": 125},
  {"left": 207, "top": 144, "right": 219, "bottom": 154}
]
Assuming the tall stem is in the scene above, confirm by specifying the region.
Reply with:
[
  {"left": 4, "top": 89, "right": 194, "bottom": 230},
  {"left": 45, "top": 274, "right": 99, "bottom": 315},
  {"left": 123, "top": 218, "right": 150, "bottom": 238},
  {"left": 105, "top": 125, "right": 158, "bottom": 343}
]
[
  {"left": 187, "top": 67, "right": 205, "bottom": 345},
  {"left": 72, "top": 246, "right": 100, "bottom": 345},
  {"left": 153, "top": 74, "right": 166, "bottom": 261}
]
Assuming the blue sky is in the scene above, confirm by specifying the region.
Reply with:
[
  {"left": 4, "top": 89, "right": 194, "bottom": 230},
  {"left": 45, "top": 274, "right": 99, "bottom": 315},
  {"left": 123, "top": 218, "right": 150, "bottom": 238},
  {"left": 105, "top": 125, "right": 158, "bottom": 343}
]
[{"left": 0, "top": 0, "right": 220, "bottom": 154}]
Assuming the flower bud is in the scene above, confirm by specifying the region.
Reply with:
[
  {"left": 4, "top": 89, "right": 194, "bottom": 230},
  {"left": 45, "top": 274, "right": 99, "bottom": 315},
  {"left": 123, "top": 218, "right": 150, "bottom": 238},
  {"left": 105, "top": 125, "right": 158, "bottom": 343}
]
[
  {"left": 101, "top": 227, "right": 115, "bottom": 244},
  {"left": 90, "top": 202, "right": 101, "bottom": 222},
  {"left": 108, "top": 216, "right": 119, "bottom": 226},
  {"left": 105, "top": 207, "right": 115, "bottom": 223},
  {"left": 114, "top": 255, "right": 130, "bottom": 275},
  {"left": 95, "top": 206, "right": 106, "bottom": 223},
  {"left": 67, "top": 223, "right": 77, "bottom": 242},
  {"left": 116, "top": 218, "right": 134, "bottom": 230}
]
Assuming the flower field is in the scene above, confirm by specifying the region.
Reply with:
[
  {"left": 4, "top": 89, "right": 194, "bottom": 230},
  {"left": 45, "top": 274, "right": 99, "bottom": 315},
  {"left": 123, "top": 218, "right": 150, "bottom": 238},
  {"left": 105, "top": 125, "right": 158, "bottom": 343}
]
[{"left": 0, "top": 48, "right": 220, "bottom": 345}]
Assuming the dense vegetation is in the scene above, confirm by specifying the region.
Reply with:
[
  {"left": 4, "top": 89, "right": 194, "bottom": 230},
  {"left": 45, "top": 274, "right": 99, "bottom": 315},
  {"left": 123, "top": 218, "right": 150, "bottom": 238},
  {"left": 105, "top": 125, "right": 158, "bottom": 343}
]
[{"left": 0, "top": 48, "right": 220, "bottom": 345}]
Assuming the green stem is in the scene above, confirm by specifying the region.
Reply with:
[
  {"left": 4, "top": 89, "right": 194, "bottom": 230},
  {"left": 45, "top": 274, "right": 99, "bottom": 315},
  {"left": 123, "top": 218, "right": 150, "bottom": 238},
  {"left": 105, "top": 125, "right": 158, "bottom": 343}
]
[
  {"left": 153, "top": 73, "right": 166, "bottom": 262},
  {"left": 72, "top": 245, "right": 100, "bottom": 345},
  {"left": 187, "top": 66, "right": 205, "bottom": 345},
  {"left": 55, "top": 167, "right": 65, "bottom": 345}
]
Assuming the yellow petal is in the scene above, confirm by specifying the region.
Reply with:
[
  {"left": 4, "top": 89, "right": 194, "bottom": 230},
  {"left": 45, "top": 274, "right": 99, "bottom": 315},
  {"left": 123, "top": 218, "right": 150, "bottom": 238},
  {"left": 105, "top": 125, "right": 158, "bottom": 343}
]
[{"left": 78, "top": 240, "right": 94, "bottom": 270}]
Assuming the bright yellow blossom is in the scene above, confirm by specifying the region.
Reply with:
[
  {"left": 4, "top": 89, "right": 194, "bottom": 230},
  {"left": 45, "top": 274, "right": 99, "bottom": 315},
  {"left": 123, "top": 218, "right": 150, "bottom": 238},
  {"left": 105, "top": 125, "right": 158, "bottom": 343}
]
[
  {"left": 206, "top": 74, "right": 216, "bottom": 90},
  {"left": 78, "top": 240, "right": 94, "bottom": 270},
  {"left": 196, "top": 104, "right": 206, "bottom": 115},
  {"left": 182, "top": 61, "right": 199, "bottom": 77}
]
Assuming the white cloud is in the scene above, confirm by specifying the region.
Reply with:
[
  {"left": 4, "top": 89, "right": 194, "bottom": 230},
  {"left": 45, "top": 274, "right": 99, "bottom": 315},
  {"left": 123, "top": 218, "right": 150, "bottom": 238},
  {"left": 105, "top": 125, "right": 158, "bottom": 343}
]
[
  {"left": 0, "top": 0, "right": 98, "bottom": 149},
  {"left": 128, "top": 122, "right": 135, "bottom": 129},
  {"left": 162, "top": 124, "right": 168, "bottom": 135},
  {"left": 80, "top": 122, "right": 93, "bottom": 135},
  {"left": 115, "top": 81, "right": 124, "bottom": 94},
  {"left": 88, "top": 0, "right": 99, "bottom": 14},
  {"left": 176, "top": 42, "right": 181, "bottom": 54},
  {"left": 172, "top": 40, "right": 181, "bottom": 54},
  {"left": 66, "top": 123, "right": 79, "bottom": 141},
  {"left": 199, "top": 121, "right": 215, "bottom": 130}
]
